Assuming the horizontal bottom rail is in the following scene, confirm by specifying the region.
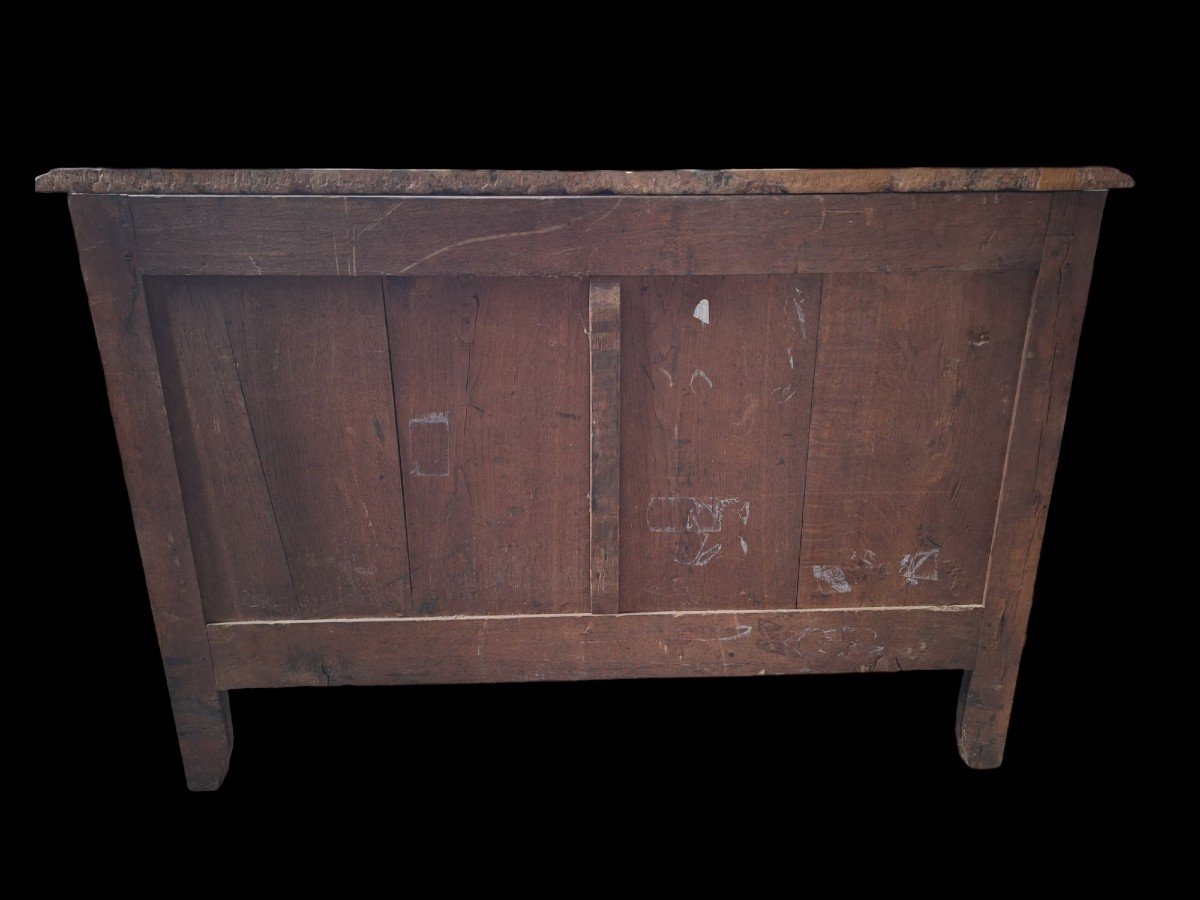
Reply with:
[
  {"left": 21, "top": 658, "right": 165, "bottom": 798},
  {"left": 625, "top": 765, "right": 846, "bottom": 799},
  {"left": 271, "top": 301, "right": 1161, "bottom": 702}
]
[{"left": 209, "top": 607, "right": 981, "bottom": 690}]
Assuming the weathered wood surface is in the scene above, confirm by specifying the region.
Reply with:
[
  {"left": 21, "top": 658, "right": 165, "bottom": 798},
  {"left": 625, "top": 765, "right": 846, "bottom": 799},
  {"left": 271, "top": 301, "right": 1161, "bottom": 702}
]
[
  {"left": 796, "top": 270, "right": 1034, "bottom": 609},
  {"left": 125, "top": 194, "right": 1053, "bottom": 276},
  {"left": 151, "top": 276, "right": 412, "bottom": 619},
  {"left": 589, "top": 278, "right": 621, "bottom": 614},
  {"left": 958, "top": 193, "right": 1107, "bottom": 768},
  {"left": 384, "top": 276, "right": 590, "bottom": 616},
  {"left": 209, "top": 607, "right": 983, "bottom": 689},
  {"left": 51, "top": 170, "right": 1127, "bottom": 786},
  {"left": 36, "top": 166, "right": 1134, "bottom": 195},
  {"left": 71, "top": 196, "right": 233, "bottom": 790},
  {"left": 621, "top": 275, "right": 822, "bottom": 611},
  {"left": 147, "top": 277, "right": 301, "bottom": 621}
]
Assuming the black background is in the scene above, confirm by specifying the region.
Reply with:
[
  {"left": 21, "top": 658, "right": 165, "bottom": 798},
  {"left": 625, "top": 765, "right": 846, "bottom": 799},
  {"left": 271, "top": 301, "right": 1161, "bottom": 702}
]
[{"left": 29, "top": 84, "right": 1152, "bottom": 803}]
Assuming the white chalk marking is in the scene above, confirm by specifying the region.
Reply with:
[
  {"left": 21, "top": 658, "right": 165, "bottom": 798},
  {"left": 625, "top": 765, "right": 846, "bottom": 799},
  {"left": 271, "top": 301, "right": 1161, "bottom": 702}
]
[
  {"left": 691, "top": 534, "right": 723, "bottom": 567},
  {"left": 693, "top": 298, "right": 710, "bottom": 325},
  {"left": 689, "top": 368, "right": 713, "bottom": 391},
  {"left": 771, "top": 385, "right": 797, "bottom": 403},
  {"left": 788, "top": 346, "right": 795, "bottom": 369},
  {"left": 813, "top": 565, "right": 852, "bottom": 593},
  {"left": 647, "top": 497, "right": 750, "bottom": 534},
  {"left": 793, "top": 288, "right": 807, "bottom": 339},
  {"left": 411, "top": 411, "right": 449, "bottom": 425},
  {"left": 851, "top": 549, "right": 884, "bottom": 572},
  {"left": 740, "top": 537, "right": 749, "bottom": 555},
  {"left": 899, "top": 547, "right": 940, "bottom": 585},
  {"left": 410, "top": 412, "right": 451, "bottom": 477}
]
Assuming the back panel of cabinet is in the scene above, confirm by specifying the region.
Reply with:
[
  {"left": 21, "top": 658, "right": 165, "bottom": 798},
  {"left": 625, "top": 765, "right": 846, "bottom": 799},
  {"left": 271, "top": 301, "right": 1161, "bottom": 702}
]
[{"left": 146, "top": 274, "right": 590, "bottom": 621}]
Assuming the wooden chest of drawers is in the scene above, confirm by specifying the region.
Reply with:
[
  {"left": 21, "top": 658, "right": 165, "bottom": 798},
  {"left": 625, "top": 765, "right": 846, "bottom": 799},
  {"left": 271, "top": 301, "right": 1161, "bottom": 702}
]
[{"left": 37, "top": 166, "right": 1130, "bottom": 789}]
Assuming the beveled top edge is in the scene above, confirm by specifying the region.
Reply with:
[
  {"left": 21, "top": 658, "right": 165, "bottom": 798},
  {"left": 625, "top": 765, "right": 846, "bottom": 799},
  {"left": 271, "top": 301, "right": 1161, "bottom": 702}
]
[{"left": 34, "top": 167, "right": 1134, "bottom": 196}]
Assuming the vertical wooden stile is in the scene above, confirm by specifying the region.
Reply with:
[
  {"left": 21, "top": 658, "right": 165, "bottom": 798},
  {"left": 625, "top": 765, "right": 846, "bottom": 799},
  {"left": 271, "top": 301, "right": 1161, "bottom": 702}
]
[{"left": 589, "top": 277, "right": 621, "bottom": 614}]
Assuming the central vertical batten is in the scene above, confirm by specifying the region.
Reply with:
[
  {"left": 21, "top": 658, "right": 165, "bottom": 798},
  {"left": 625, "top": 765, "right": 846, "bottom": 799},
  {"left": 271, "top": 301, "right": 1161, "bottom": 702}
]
[{"left": 589, "top": 277, "right": 621, "bottom": 614}]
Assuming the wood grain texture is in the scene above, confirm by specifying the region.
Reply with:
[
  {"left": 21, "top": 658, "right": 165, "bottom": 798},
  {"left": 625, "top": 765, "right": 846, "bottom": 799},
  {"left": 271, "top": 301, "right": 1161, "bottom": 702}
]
[
  {"left": 36, "top": 166, "right": 1135, "bottom": 195},
  {"left": 958, "top": 193, "right": 1107, "bottom": 768},
  {"left": 146, "top": 277, "right": 299, "bottom": 621},
  {"left": 621, "top": 276, "right": 822, "bottom": 611},
  {"left": 127, "top": 194, "right": 1052, "bottom": 277},
  {"left": 209, "top": 277, "right": 412, "bottom": 618},
  {"left": 208, "top": 607, "right": 983, "bottom": 689},
  {"left": 70, "top": 196, "right": 232, "bottom": 790},
  {"left": 589, "top": 277, "right": 621, "bottom": 614},
  {"left": 384, "top": 276, "right": 590, "bottom": 615},
  {"left": 797, "top": 271, "right": 1035, "bottom": 609},
  {"left": 54, "top": 174, "right": 1125, "bottom": 786}
]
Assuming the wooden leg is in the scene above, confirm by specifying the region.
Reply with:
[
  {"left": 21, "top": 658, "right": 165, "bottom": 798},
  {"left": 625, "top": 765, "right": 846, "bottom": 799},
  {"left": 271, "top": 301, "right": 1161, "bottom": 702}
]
[
  {"left": 171, "top": 689, "right": 234, "bottom": 791},
  {"left": 70, "top": 195, "right": 235, "bottom": 791},
  {"left": 954, "top": 193, "right": 1108, "bottom": 771},
  {"left": 956, "top": 670, "right": 1008, "bottom": 769}
]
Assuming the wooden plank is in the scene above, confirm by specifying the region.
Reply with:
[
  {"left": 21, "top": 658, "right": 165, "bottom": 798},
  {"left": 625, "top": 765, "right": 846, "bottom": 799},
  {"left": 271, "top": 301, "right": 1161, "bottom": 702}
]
[
  {"left": 797, "top": 271, "right": 1034, "bottom": 609},
  {"left": 621, "top": 276, "right": 822, "bottom": 611},
  {"left": 128, "top": 194, "right": 1052, "bottom": 277},
  {"left": 384, "top": 276, "right": 590, "bottom": 615},
  {"left": 958, "top": 193, "right": 1107, "bottom": 768},
  {"left": 36, "top": 166, "right": 1135, "bottom": 195},
  {"left": 208, "top": 607, "right": 983, "bottom": 689},
  {"left": 589, "top": 277, "right": 621, "bottom": 614},
  {"left": 70, "top": 195, "right": 232, "bottom": 790},
  {"left": 146, "top": 277, "right": 300, "bottom": 621},
  {"left": 218, "top": 277, "right": 411, "bottom": 617}
]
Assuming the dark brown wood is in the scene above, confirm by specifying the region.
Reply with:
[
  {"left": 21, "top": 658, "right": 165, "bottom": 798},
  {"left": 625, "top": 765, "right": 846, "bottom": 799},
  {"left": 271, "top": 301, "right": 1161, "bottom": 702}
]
[
  {"left": 957, "top": 193, "right": 1107, "bottom": 768},
  {"left": 47, "top": 169, "right": 1128, "bottom": 788},
  {"left": 126, "top": 194, "right": 1052, "bottom": 276},
  {"left": 589, "top": 277, "right": 621, "bottom": 614},
  {"left": 155, "top": 276, "right": 412, "bottom": 619},
  {"left": 70, "top": 196, "right": 232, "bottom": 790},
  {"left": 383, "top": 276, "right": 590, "bottom": 615},
  {"left": 208, "top": 607, "right": 983, "bottom": 689},
  {"left": 796, "top": 271, "right": 1035, "bottom": 609},
  {"left": 146, "top": 277, "right": 299, "bottom": 620},
  {"left": 35, "top": 166, "right": 1134, "bottom": 195},
  {"left": 621, "top": 276, "right": 822, "bottom": 611}
]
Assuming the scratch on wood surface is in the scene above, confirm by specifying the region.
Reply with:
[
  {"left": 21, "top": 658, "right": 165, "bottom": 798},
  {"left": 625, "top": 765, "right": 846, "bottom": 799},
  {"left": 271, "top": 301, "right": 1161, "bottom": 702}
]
[
  {"left": 582, "top": 196, "right": 625, "bottom": 231},
  {"left": 732, "top": 395, "right": 758, "bottom": 431},
  {"left": 399, "top": 223, "right": 569, "bottom": 273},
  {"left": 690, "top": 624, "right": 753, "bottom": 642},
  {"left": 356, "top": 202, "right": 403, "bottom": 237}
]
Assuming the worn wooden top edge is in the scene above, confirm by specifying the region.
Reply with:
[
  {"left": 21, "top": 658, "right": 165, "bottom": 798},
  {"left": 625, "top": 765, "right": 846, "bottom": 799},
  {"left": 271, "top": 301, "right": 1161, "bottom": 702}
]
[{"left": 35, "top": 167, "right": 1134, "bottom": 195}]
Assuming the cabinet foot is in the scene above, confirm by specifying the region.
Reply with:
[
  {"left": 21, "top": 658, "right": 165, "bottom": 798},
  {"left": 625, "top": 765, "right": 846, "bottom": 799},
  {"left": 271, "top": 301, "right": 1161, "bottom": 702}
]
[
  {"left": 956, "top": 670, "right": 1008, "bottom": 769},
  {"left": 175, "top": 690, "right": 234, "bottom": 791}
]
